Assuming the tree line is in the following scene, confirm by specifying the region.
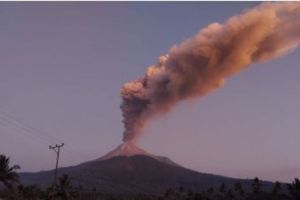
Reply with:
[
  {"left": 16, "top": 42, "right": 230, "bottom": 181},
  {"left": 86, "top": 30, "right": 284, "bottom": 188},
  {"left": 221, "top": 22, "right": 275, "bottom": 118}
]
[{"left": 1, "top": 154, "right": 300, "bottom": 200}]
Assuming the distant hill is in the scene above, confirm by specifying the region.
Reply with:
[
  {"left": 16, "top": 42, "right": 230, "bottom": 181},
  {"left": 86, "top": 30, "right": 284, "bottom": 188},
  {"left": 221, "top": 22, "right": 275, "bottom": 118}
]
[{"left": 20, "top": 143, "right": 274, "bottom": 194}]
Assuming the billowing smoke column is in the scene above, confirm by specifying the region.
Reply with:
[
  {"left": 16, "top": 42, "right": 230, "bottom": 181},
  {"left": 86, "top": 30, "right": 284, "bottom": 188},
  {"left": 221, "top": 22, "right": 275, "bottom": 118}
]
[{"left": 121, "top": 2, "right": 300, "bottom": 142}]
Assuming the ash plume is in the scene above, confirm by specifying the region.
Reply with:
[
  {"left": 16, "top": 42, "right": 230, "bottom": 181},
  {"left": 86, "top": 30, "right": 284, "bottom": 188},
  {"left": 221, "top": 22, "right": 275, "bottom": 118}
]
[{"left": 121, "top": 2, "right": 300, "bottom": 142}]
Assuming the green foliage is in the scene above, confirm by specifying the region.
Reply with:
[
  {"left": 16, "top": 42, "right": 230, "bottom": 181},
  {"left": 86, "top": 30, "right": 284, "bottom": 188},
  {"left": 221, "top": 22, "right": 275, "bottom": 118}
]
[
  {"left": 1, "top": 154, "right": 300, "bottom": 200},
  {"left": 287, "top": 178, "right": 300, "bottom": 200},
  {"left": 2, "top": 178, "right": 300, "bottom": 200},
  {"left": 47, "top": 174, "right": 79, "bottom": 200},
  {"left": 16, "top": 184, "right": 46, "bottom": 200},
  {"left": 0, "top": 154, "right": 20, "bottom": 191}
]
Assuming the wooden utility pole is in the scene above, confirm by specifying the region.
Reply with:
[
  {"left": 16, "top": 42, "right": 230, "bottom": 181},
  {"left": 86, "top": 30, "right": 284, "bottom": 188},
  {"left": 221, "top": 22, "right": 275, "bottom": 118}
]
[{"left": 49, "top": 143, "right": 64, "bottom": 184}]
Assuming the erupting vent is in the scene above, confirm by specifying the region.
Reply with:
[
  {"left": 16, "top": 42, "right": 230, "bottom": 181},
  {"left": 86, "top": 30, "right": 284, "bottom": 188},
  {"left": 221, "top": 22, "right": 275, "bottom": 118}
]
[
  {"left": 99, "top": 142, "right": 149, "bottom": 161},
  {"left": 99, "top": 142, "right": 179, "bottom": 167}
]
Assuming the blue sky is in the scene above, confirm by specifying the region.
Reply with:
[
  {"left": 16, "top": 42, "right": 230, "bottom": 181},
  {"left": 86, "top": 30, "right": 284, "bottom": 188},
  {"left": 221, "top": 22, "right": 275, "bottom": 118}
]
[{"left": 0, "top": 2, "right": 299, "bottom": 182}]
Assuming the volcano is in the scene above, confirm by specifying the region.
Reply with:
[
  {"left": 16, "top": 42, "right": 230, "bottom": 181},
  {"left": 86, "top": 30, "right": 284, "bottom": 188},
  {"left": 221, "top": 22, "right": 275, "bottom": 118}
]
[{"left": 20, "top": 143, "right": 273, "bottom": 194}]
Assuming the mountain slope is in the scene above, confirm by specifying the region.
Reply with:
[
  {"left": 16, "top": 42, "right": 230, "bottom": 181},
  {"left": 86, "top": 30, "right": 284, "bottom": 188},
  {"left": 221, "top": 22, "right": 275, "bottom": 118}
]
[{"left": 20, "top": 143, "right": 274, "bottom": 194}]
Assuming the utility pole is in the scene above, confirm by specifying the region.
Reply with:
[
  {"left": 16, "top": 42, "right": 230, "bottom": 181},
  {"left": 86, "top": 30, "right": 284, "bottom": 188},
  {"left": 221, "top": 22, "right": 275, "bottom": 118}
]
[{"left": 49, "top": 143, "right": 64, "bottom": 184}]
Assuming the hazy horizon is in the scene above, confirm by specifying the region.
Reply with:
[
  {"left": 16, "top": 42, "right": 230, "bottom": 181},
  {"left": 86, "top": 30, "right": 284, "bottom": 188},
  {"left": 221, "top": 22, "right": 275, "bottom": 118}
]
[{"left": 1, "top": 2, "right": 300, "bottom": 183}]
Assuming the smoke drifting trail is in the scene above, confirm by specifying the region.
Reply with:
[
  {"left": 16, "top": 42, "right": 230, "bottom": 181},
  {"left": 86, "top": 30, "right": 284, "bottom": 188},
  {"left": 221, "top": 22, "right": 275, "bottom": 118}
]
[{"left": 121, "top": 2, "right": 300, "bottom": 142}]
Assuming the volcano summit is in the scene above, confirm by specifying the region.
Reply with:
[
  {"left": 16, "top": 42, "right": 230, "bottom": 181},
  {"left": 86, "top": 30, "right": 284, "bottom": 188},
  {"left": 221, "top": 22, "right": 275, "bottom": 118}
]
[
  {"left": 99, "top": 142, "right": 179, "bottom": 167},
  {"left": 100, "top": 142, "right": 149, "bottom": 160}
]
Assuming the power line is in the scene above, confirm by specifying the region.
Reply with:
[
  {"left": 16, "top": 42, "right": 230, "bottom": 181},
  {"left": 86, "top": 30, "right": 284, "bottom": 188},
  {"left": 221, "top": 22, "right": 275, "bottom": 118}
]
[
  {"left": 0, "top": 109, "right": 90, "bottom": 156},
  {"left": 0, "top": 120, "right": 77, "bottom": 164},
  {"left": 0, "top": 116, "right": 54, "bottom": 146},
  {"left": 0, "top": 109, "right": 90, "bottom": 164},
  {"left": 0, "top": 115, "right": 57, "bottom": 145},
  {"left": 0, "top": 109, "right": 61, "bottom": 143}
]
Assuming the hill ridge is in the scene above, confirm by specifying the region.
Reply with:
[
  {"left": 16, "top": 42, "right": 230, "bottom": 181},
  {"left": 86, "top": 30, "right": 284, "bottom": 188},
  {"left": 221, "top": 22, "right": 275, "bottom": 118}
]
[{"left": 20, "top": 154, "right": 274, "bottom": 194}]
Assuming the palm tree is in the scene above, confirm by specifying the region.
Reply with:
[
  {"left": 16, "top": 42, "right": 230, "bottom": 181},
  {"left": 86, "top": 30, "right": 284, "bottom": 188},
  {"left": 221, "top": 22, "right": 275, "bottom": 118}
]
[
  {"left": 252, "top": 177, "right": 262, "bottom": 195},
  {"left": 52, "top": 174, "right": 79, "bottom": 200},
  {"left": 287, "top": 178, "right": 300, "bottom": 200},
  {"left": 0, "top": 154, "right": 20, "bottom": 191},
  {"left": 271, "top": 182, "right": 281, "bottom": 195},
  {"left": 17, "top": 184, "right": 45, "bottom": 200},
  {"left": 234, "top": 181, "right": 244, "bottom": 197}
]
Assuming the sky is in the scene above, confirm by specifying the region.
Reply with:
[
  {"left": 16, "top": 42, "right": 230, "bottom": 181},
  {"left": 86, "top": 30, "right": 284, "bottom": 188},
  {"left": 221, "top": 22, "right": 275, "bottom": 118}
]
[{"left": 0, "top": 2, "right": 299, "bottom": 182}]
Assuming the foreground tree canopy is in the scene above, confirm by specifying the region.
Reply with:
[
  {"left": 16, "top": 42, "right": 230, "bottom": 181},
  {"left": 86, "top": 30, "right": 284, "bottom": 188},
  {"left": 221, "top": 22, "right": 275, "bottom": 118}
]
[{"left": 0, "top": 154, "right": 300, "bottom": 200}]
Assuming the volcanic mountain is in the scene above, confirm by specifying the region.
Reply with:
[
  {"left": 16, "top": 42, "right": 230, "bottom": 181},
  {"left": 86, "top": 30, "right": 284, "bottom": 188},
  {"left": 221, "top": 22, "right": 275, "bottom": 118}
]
[{"left": 20, "top": 142, "right": 272, "bottom": 194}]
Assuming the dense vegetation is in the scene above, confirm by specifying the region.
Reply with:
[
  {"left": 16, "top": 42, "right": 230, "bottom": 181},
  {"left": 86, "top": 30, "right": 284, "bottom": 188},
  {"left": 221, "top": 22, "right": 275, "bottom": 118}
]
[{"left": 1, "top": 154, "right": 300, "bottom": 200}]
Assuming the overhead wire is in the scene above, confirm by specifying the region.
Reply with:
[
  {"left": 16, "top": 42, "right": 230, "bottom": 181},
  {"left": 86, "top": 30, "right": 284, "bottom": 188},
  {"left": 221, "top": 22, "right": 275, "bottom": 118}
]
[
  {"left": 0, "top": 118, "right": 77, "bottom": 164},
  {"left": 0, "top": 108, "right": 93, "bottom": 165}
]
